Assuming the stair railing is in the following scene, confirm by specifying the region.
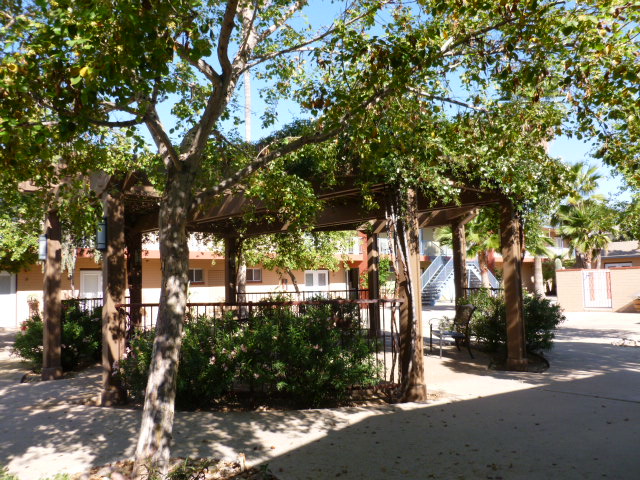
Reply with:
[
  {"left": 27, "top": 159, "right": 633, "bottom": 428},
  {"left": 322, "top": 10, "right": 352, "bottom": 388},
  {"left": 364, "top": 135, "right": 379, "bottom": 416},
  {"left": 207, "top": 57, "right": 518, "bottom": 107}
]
[
  {"left": 421, "top": 255, "right": 446, "bottom": 290},
  {"left": 467, "top": 260, "right": 499, "bottom": 289}
]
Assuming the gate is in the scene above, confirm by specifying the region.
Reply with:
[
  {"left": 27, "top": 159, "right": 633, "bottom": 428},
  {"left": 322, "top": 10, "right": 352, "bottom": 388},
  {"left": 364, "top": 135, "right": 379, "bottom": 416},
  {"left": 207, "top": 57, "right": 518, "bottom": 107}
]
[{"left": 582, "top": 270, "right": 612, "bottom": 308}]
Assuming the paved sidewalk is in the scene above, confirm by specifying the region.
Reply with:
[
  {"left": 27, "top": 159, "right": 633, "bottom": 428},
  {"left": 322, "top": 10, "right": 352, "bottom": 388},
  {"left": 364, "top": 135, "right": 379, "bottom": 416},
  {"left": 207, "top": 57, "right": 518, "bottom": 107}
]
[{"left": 1, "top": 311, "right": 640, "bottom": 479}]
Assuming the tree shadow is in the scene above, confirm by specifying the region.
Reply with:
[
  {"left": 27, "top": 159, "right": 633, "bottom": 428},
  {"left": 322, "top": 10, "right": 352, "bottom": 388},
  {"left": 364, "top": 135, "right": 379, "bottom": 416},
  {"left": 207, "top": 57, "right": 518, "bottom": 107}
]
[{"left": 2, "top": 316, "right": 639, "bottom": 479}]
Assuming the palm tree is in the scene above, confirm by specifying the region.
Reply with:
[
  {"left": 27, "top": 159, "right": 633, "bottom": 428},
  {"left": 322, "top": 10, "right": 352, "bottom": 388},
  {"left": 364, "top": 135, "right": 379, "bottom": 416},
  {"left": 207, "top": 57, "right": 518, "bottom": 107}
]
[
  {"left": 554, "top": 162, "right": 616, "bottom": 269},
  {"left": 558, "top": 202, "right": 617, "bottom": 268},
  {"left": 523, "top": 217, "right": 554, "bottom": 296}
]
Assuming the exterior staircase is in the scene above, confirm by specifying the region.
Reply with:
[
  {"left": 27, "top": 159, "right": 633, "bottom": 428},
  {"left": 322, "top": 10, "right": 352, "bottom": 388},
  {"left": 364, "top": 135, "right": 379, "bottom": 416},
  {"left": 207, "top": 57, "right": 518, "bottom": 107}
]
[{"left": 421, "top": 256, "right": 499, "bottom": 306}]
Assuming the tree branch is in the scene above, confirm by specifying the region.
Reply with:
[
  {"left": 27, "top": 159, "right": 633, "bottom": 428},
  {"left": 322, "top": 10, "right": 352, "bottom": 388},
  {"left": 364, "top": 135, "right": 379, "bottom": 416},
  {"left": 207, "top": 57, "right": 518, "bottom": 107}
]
[
  {"left": 243, "top": 3, "right": 380, "bottom": 73},
  {"left": 409, "top": 88, "right": 489, "bottom": 113},
  {"left": 174, "top": 42, "right": 222, "bottom": 86},
  {"left": 233, "top": 2, "right": 260, "bottom": 73},
  {"left": 143, "top": 107, "right": 180, "bottom": 170},
  {"left": 194, "top": 126, "right": 339, "bottom": 205},
  {"left": 89, "top": 118, "right": 143, "bottom": 128},
  {"left": 218, "top": 0, "right": 240, "bottom": 77},
  {"left": 256, "top": 1, "right": 305, "bottom": 43}
]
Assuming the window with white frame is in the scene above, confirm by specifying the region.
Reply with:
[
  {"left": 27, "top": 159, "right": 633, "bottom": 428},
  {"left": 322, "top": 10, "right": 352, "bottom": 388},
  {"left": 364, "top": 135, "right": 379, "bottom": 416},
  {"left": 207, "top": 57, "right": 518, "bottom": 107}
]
[
  {"left": 188, "top": 268, "right": 204, "bottom": 284},
  {"left": 246, "top": 268, "right": 262, "bottom": 282},
  {"left": 80, "top": 270, "right": 102, "bottom": 298},
  {"left": 304, "top": 270, "right": 329, "bottom": 290}
]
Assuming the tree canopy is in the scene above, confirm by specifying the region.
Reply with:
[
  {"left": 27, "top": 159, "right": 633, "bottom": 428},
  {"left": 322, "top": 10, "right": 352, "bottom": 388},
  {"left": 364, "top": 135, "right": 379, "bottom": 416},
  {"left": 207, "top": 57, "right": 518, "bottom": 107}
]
[{"left": 2, "top": 0, "right": 639, "bottom": 476}]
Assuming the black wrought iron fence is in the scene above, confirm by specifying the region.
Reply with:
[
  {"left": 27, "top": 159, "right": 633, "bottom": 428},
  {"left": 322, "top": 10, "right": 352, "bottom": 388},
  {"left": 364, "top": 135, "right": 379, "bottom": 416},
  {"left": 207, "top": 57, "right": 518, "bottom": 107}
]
[
  {"left": 115, "top": 298, "right": 402, "bottom": 385},
  {"left": 463, "top": 287, "right": 504, "bottom": 298},
  {"left": 238, "top": 289, "right": 369, "bottom": 302},
  {"left": 61, "top": 297, "right": 104, "bottom": 314}
]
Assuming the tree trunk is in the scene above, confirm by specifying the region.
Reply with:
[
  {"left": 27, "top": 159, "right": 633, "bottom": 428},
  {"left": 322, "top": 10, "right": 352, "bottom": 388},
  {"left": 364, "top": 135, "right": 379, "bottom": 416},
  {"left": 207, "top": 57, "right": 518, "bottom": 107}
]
[
  {"left": 533, "top": 256, "right": 545, "bottom": 297},
  {"left": 287, "top": 268, "right": 300, "bottom": 294},
  {"left": 389, "top": 188, "right": 426, "bottom": 402},
  {"left": 584, "top": 251, "right": 593, "bottom": 269},
  {"left": 133, "top": 166, "right": 194, "bottom": 477},
  {"left": 593, "top": 249, "right": 602, "bottom": 269},
  {"left": 478, "top": 249, "right": 491, "bottom": 288}
]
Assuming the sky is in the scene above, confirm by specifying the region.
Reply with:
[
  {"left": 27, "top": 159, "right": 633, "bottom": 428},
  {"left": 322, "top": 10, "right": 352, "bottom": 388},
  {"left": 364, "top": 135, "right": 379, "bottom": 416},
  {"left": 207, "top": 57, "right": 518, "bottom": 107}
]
[{"left": 547, "top": 136, "right": 631, "bottom": 202}]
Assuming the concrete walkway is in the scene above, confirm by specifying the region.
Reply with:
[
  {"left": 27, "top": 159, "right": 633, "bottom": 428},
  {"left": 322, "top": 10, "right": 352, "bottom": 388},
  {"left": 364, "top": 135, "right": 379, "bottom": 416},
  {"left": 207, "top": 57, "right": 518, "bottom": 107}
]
[{"left": 1, "top": 311, "right": 640, "bottom": 479}]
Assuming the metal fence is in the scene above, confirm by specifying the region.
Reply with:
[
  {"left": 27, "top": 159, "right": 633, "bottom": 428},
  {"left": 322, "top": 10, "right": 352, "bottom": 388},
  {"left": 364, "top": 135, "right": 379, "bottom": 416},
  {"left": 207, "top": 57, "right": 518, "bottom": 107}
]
[
  {"left": 115, "top": 298, "right": 402, "bottom": 386},
  {"left": 462, "top": 287, "right": 504, "bottom": 298},
  {"left": 61, "top": 297, "right": 104, "bottom": 314},
  {"left": 237, "top": 289, "right": 369, "bottom": 302}
]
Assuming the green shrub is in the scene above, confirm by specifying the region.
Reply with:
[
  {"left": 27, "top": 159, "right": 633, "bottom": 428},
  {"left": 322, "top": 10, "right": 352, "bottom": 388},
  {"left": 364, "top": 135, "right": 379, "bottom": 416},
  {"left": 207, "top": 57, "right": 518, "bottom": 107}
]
[
  {"left": 12, "top": 306, "right": 102, "bottom": 372},
  {"left": 12, "top": 315, "right": 44, "bottom": 370},
  {"left": 468, "top": 290, "right": 565, "bottom": 353},
  {"left": 120, "top": 316, "right": 243, "bottom": 407},
  {"left": 121, "top": 303, "right": 379, "bottom": 408},
  {"left": 238, "top": 302, "right": 379, "bottom": 406}
]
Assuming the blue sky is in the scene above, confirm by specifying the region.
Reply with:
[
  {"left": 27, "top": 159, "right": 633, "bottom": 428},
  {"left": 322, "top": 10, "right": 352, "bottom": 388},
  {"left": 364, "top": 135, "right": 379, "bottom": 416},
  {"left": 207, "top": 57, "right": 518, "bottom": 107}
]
[{"left": 547, "top": 136, "right": 631, "bottom": 202}]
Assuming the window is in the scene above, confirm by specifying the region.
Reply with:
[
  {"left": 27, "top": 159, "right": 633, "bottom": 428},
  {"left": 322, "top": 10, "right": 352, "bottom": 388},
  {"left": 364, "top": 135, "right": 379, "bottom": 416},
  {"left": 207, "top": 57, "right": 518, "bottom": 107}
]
[
  {"left": 246, "top": 268, "right": 262, "bottom": 282},
  {"left": 0, "top": 272, "right": 15, "bottom": 295},
  {"left": 188, "top": 268, "right": 204, "bottom": 284},
  {"left": 605, "top": 262, "right": 632, "bottom": 269},
  {"left": 80, "top": 270, "right": 102, "bottom": 299},
  {"left": 305, "top": 270, "right": 329, "bottom": 290}
]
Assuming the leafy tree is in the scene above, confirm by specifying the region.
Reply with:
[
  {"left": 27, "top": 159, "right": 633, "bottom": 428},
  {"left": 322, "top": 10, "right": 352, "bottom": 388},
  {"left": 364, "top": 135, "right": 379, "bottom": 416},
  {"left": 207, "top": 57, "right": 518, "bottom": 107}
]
[{"left": 3, "top": 1, "right": 639, "bottom": 476}]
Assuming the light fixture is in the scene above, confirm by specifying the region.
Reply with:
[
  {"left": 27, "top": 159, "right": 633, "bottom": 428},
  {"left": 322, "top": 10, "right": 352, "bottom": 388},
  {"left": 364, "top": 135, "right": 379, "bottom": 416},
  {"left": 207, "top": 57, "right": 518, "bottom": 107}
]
[
  {"left": 38, "top": 234, "right": 47, "bottom": 261},
  {"left": 96, "top": 217, "right": 108, "bottom": 251}
]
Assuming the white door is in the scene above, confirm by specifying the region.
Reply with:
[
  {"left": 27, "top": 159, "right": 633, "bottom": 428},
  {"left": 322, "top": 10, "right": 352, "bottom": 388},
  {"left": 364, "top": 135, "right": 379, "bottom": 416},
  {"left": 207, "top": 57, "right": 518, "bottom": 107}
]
[
  {"left": 80, "top": 270, "right": 103, "bottom": 299},
  {"left": 582, "top": 270, "right": 612, "bottom": 308},
  {"left": 0, "top": 271, "right": 17, "bottom": 328}
]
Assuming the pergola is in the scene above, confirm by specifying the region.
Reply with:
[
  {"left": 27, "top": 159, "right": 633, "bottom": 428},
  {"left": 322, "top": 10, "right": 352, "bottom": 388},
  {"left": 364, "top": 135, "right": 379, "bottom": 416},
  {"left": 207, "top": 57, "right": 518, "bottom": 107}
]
[{"left": 40, "top": 173, "right": 527, "bottom": 404}]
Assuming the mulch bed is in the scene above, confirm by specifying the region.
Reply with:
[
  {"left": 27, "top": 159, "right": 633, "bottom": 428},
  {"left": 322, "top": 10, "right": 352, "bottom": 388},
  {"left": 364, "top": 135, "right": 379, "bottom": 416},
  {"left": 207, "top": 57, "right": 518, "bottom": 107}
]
[{"left": 74, "top": 457, "right": 277, "bottom": 480}]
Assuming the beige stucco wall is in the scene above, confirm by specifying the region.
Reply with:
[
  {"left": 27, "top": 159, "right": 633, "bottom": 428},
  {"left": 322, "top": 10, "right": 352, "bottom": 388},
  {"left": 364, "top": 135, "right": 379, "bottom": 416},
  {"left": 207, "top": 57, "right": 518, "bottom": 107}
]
[
  {"left": 556, "top": 267, "right": 640, "bottom": 312},
  {"left": 556, "top": 269, "right": 584, "bottom": 312},
  {"left": 13, "top": 256, "right": 350, "bottom": 324},
  {"left": 610, "top": 267, "right": 640, "bottom": 312}
]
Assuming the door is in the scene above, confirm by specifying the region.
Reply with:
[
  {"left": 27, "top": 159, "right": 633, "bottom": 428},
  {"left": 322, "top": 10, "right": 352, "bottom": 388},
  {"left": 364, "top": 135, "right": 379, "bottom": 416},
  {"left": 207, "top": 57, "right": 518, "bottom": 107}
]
[
  {"left": 582, "top": 270, "right": 612, "bottom": 308},
  {"left": 0, "top": 271, "right": 17, "bottom": 328}
]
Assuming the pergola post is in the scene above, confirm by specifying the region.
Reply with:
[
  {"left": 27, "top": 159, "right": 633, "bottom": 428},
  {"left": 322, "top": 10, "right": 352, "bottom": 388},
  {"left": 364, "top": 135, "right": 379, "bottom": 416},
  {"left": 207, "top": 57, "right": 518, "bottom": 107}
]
[
  {"left": 126, "top": 229, "right": 143, "bottom": 330},
  {"left": 101, "top": 192, "right": 127, "bottom": 405},
  {"left": 42, "top": 210, "right": 63, "bottom": 381},
  {"left": 367, "top": 232, "right": 380, "bottom": 335},
  {"left": 500, "top": 198, "right": 527, "bottom": 371},
  {"left": 451, "top": 218, "right": 468, "bottom": 306},
  {"left": 224, "top": 237, "right": 238, "bottom": 304},
  {"left": 394, "top": 190, "right": 427, "bottom": 402}
]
